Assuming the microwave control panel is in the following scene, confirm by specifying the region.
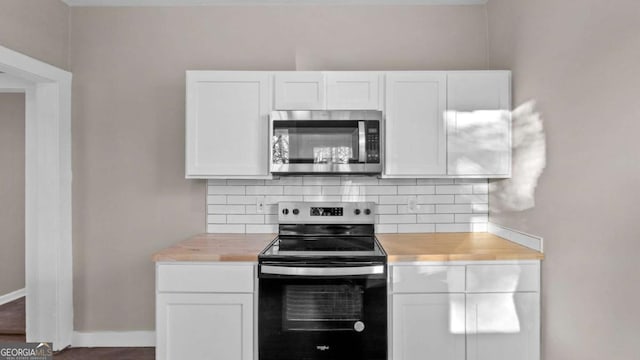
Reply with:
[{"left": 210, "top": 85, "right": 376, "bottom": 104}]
[{"left": 366, "top": 121, "right": 380, "bottom": 163}]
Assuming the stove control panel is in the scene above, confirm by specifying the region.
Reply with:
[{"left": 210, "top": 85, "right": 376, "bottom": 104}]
[
  {"left": 279, "top": 201, "right": 375, "bottom": 224},
  {"left": 311, "top": 207, "right": 343, "bottom": 216}
]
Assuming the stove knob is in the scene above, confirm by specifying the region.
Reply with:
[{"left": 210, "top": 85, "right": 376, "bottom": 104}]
[
  {"left": 354, "top": 209, "right": 361, "bottom": 215},
  {"left": 364, "top": 208, "right": 371, "bottom": 215},
  {"left": 282, "top": 208, "right": 289, "bottom": 215},
  {"left": 292, "top": 208, "right": 299, "bottom": 215}
]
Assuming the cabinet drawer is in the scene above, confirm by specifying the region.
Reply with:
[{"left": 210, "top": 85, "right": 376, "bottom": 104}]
[
  {"left": 157, "top": 264, "right": 254, "bottom": 293},
  {"left": 466, "top": 264, "right": 539, "bottom": 293},
  {"left": 392, "top": 265, "right": 465, "bottom": 293}
]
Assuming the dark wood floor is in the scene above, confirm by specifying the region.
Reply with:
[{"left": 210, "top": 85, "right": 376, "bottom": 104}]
[{"left": 0, "top": 297, "right": 155, "bottom": 359}]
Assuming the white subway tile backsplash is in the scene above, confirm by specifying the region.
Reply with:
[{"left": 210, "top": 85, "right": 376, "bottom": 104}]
[
  {"left": 304, "top": 195, "right": 342, "bottom": 202},
  {"left": 416, "top": 195, "right": 455, "bottom": 204},
  {"left": 270, "top": 177, "right": 303, "bottom": 185},
  {"left": 208, "top": 204, "right": 245, "bottom": 214},
  {"left": 341, "top": 176, "right": 379, "bottom": 185},
  {"left": 454, "top": 194, "right": 489, "bottom": 204},
  {"left": 361, "top": 186, "right": 397, "bottom": 195},
  {"left": 206, "top": 177, "right": 489, "bottom": 234},
  {"left": 206, "top": 179, "right": 227, "bottom": 185},
  {"left": 435, "top": 204, "right": 474, "bottom": 213},
  {"left": 227, "top": 179, "right": 265, "bottom": 185},
  {"left": 378, "top": 178, "right": 417, "bottom": 185},
  {"left": 435, "top": 185, "right": 473, "bottom": 195},
  {"left": 397, "top": 185, "right": 435, "bottom": 195},
  {"left": 206, "top": 195, "right": 226, "bottom": 204},
  {"left": 398, "top": 224, "right": 436, "bottom": 233},
  {"left": 454, "top": 178, "right": 486, "bottom": 184},
  {"left": 472, "top": 204, "right": 489, "bottom": 213},
  {"left": 342, "top": 195, "right": 378, "bottom": 202},
  {"left": 303, "top": 177, "right": 341, "bottom": 186},
  {"left": 378, "top": 214, "right": 416, "bottom": 224},
  {"left": 378, "top": 195, "right": 413, "bottom": 204},
  {"left": 455, "top": 214, "right": 489, "bottom": 223},
  {"left": 417, "top": 214, "right": 455, "bottom": 223},
  {"left": 264, "top": 195, "right": 303, "bottom": 204},
  {"left": 227, "top": 214, "right": 264, "bottom": 224},
  {"left": 397, "top": 204, "right": 435, "bottom": 214},
  {"left": 227, "top": 195, "right": 260, "bottom": 204},
  {"left": 207, "top": 224, "right": 245, "bottom": 233},
  {"left": 206, "top": 215, "right": 226, "bottom": 223},
  {"left": 245, "top": 204, "right": 278, "bottom": 214},
  {"left": 322, "top": 186, "right": 359, "bottom": 196},
  {"left": 435, "top": 223, "right": 474, "bottom": 233},
  {"left": 375, "top": 205, "right": 398, "bottom": 214},
  {"left": 473, "top": 183, "right": 489, "bottom": 194},
  {"left": 208, "top": 185, "right": 245, "bottom": 195},
  {"left": 472, "top": 223, "right": 488, "bottom": 232},
  {"left": 284, "top": 186, "right": 322, "bottom": 195},
  {"left": 265, "top": 214, "right": 279, "bottom": 224},
  {"left": 417, "top": 179, "right": 455, "bottom": 185},
  {"left": 375, "top": 224, "right": 398, "bottom": 233},
  {"left": 246, "top": 186, "right": 283, "bottom": 195},
  {"left": 246, "top": 224, "right": 278, "bottom": 234}
]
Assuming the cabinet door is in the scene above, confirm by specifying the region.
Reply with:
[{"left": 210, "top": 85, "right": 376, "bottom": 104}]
[
  {"left": 393, "top": 294, "right": 465, "bottom": 360},
  {"left": 326, "top": 72, "right": 381, "bottom": 110},
  {"left": 156, "top": 293, "right": 254, "bottom": 360},
  {"left": 385, "top": 72, "right": 447, "bottom": 177},
  {"left": 466, "top": 293, "right": 540, "bottom": 360},
  {"left": 447, "top": 72, "right": 511, "bottom": 177},
  {"left": 274, "top": 72, "right": 325, "bottom": 110},
  {"left": 185, "top": 71, "right": 271, "bottom": 178}
]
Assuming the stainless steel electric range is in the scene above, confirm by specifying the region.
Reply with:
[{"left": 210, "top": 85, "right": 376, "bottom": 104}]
[{"left": 258, "top": 202, "right": 387, "bottom": 360}]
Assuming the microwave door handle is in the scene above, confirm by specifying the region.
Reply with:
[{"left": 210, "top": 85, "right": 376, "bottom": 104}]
[
  {"left": 260, "top": 265, "right": 384, "bottom": 276},
  {"left": 358, "top": 121, "right": 366, "bottom": 163}
]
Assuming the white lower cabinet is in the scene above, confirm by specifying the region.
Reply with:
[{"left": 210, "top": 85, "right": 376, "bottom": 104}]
[
  {"left": 393, "top": 294, "right": 465, "bottom": 360},
  {"left": 156, "top": 293, "right": 253, "bottom": 360},
  {"left": 156, "top": 263, "right": 255, "bottom": 360},
  {"left": 391, "top": 262, "right": 540, "bottom": 360},
  {"left": 466, "top": 293, "right": 540, "bottom": 360}
]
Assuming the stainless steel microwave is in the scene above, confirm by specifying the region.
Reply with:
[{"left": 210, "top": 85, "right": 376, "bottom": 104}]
[{"left": 270, "top": 110, "right": 382, "bottom": 175}]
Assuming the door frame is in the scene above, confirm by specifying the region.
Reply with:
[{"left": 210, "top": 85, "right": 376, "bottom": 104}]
[{"left": 0, "top": 45, "right": 73, "bottom": 350}]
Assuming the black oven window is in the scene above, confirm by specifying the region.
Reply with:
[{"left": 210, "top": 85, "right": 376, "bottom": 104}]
[{"left": 283, "top": 284, "right": 364, "bottom": 331}]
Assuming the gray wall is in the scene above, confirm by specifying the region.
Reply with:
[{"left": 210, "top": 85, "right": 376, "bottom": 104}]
[
  {"left": 0, "top": 0, "right": 69, "bottom": 299},
  {"left": 0, "top": 93, "right": 26, "bottom": 296},
  {"left": 0, "top": 0, "right": 69, "bottom": 70},
  {"left": 69, "top": 5, "right": 489, "bottom": 331},
  {"left": 487, "top": 0, "right": 640, "bottom": 359}
]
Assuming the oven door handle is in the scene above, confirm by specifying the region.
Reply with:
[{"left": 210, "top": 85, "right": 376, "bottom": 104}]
[
  {"left": 260, "top": 265, "right": 384, "bottom": 276},
  {"left": 358, "top": 121, "right": 366, "bottom": 163}
]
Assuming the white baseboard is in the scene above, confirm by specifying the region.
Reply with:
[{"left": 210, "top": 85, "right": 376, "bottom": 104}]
[
  {"left": 488, "top": 222, "right": 544, "bottom": 252},
  {"left": 72, "top": 331, "right": 155, "bottom": 347},
  {"left": 0, "top": 288, "right": 25, "bottom": 305}
]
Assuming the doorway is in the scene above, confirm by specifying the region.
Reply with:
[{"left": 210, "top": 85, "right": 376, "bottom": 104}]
[
  {"left": 0, "top": 91, "right": 26, "bottom": 342},
  {"left": 0, "top": 45, "right": 73, "bottom": 351}
]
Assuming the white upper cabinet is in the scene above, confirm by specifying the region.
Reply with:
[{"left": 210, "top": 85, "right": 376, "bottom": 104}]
[
  {"left": 447, "top": 71, "right": 511, "bottom": 177},
  {"left": 326, "top": 72, "right": 381, "bottom": 110},
  {"left": 274, "top": 72, "right": 325, "bottom": 110},
  {"left": 275, "top": 72, "right": 381, "bottom": 110},
  {"left": 385, "top": 72, "right": 447, "bottom": 177},
  {"left": 185, "top": 71, "right": 271, "bottom": 179}
]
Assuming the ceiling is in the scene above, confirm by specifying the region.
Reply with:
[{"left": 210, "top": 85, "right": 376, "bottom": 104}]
[{"left": 62, "top": 0, "right": 487, "bottom": 6}]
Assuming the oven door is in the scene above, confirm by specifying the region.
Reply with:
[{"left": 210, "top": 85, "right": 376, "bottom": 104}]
[{"left": 258, "top": 264, "right": 387, "bottom": 360}]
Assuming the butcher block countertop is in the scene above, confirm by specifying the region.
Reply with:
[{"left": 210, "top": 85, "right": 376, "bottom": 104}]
[
  {"left": 152, "top": 233, "right": 276, "bottom": 262},
  {"left": 377, "top": 233, "right": 544, "bottom": 262},
  {"left": 153, "top": 232, "right": 543, "bottom": 262}
]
